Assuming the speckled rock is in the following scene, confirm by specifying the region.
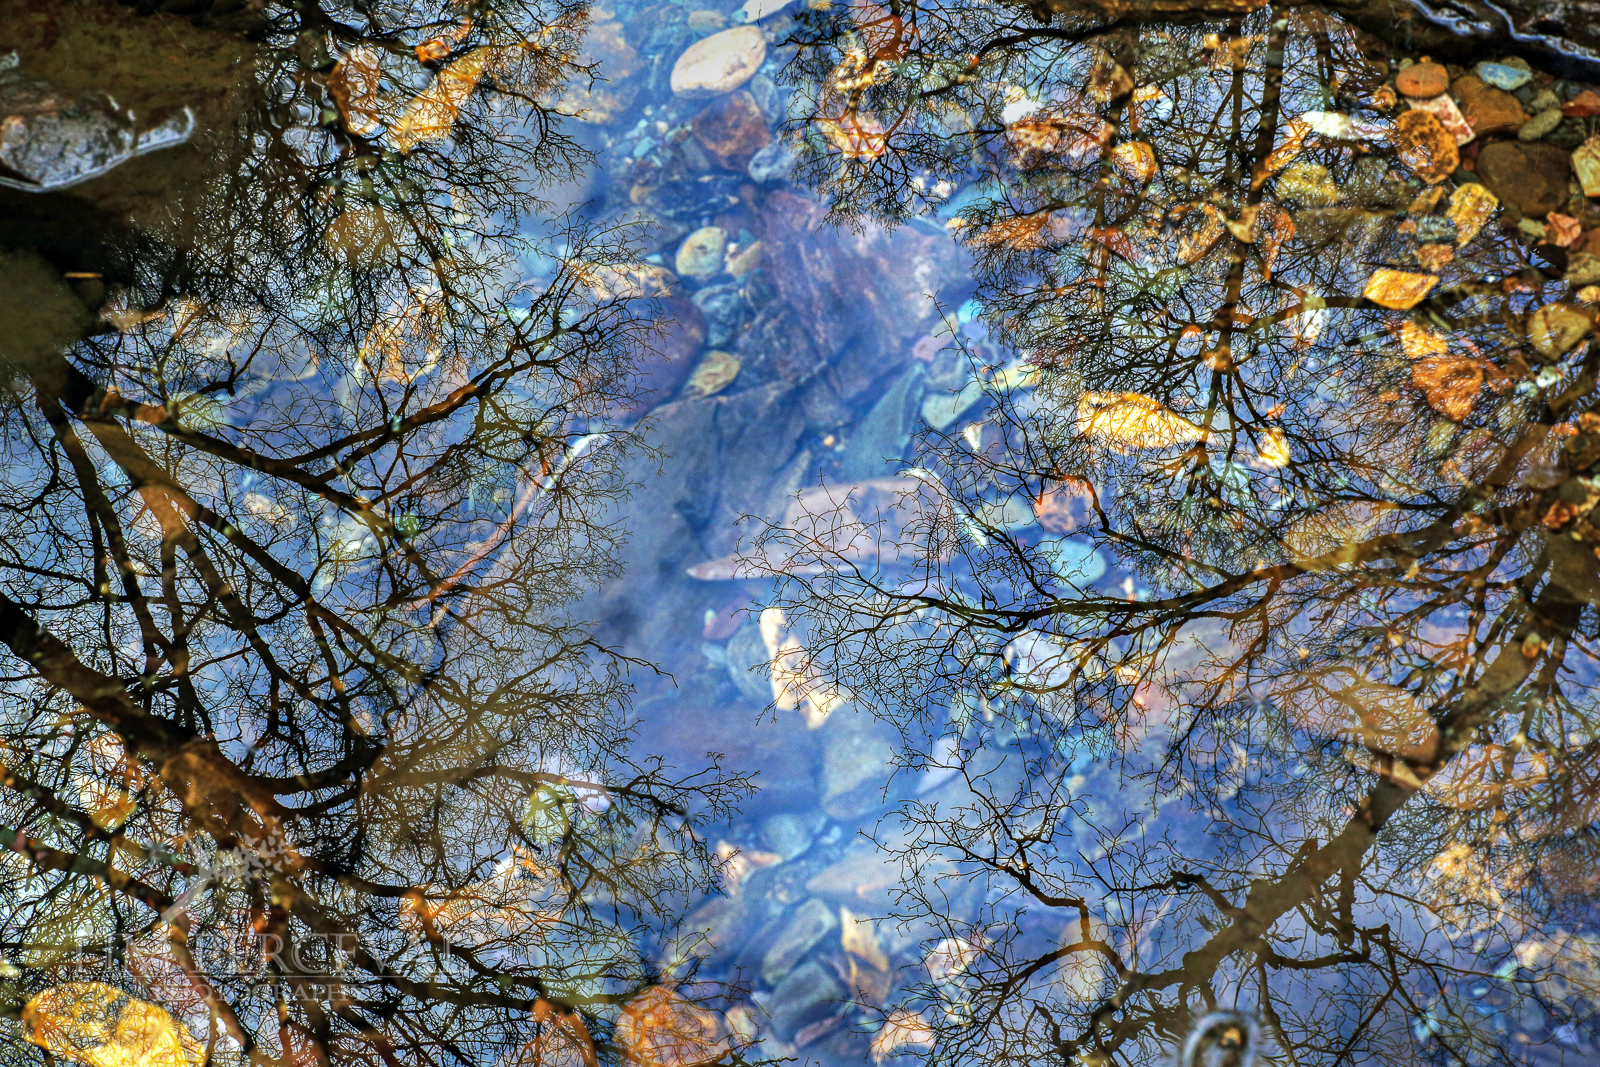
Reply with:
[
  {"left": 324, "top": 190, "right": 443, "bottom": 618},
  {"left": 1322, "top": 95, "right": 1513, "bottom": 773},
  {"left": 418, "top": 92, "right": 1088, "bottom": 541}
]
[
  {"left": 1393, "top": 109, "right": 1458, "bottom": 183},
  {"left": 1518, "top": 107, "right": 1563, "bottom": 141},
  {"left": 669, "top": 26, "right": 766, "bottom": 98},
  {"left": 747, "top": 137, "right": 796, "bottom": 182}
]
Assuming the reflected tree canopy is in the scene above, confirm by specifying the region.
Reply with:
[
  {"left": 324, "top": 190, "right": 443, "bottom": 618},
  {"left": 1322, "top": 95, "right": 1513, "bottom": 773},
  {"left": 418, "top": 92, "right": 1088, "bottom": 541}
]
[
  {"left": 763, "top": 4, "right": 1600, "bottom": 1065},
  {"left": 0, "top": 2, "right": 751, "bottom": 1065}
]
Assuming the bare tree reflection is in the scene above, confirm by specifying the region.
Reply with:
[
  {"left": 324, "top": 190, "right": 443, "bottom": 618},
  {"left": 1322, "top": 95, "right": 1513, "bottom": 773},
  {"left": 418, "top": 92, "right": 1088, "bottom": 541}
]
[
  {"left": 0, "top": 2, "right": 752, "bottom": 1065},
  {"left": 765, "top": 5, "right": 1600, "bottom": 1065}
]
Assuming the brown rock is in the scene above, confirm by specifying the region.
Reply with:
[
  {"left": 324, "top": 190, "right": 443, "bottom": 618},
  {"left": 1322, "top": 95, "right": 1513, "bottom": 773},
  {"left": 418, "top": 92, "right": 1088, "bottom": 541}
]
[
  {"left": 1476, "top": 141, "right": 1573, "bottom": 216},
  {"left": 1452, "top": 74, "right": 1529, "bottom": 136},
  {"left": 1397, "top": 61, "right": 1449, "bottom": 98},
  {"left": 692, "top": 90, "right": 771, "bottom": 169},
  {"left": 669, "top": 25, "right": 766, "bottom": 98},
  {"left": 1393, "top": 109, "right": 1458, "bottom": 184}
]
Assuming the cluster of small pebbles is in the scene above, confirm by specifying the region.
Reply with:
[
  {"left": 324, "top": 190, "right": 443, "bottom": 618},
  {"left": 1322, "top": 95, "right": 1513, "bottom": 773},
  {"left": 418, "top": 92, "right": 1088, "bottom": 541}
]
[{"left": 1379, "top": 53, "right": 1600, "bottom": 274}]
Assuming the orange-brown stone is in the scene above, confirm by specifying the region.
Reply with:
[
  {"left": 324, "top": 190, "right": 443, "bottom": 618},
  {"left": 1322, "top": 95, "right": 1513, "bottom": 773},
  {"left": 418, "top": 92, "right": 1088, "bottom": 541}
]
[
  {"left": 1396, "top": 61, "right": 1449, "bottom": 98},
  {"left": 692, "top": 90, "right": 771, "bottom": 169},
  {"left": 1452, "top": 74, "right": 1529, "bottom": 136}
]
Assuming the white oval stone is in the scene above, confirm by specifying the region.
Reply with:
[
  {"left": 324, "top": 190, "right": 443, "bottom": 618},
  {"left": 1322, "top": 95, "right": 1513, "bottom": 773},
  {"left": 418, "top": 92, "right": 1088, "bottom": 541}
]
[{"left": 670, "top": 26, "right": 766, "bottom": 98}]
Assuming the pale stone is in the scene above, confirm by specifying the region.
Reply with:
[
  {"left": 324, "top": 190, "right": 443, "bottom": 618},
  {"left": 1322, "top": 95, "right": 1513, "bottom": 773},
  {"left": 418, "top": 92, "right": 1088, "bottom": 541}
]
[
  {"left": 670, "top": 26, "right": 766, "bottom": 98},
  {"left": 761, "top": 899, "right": 838, "bottom": 985},
  {"left": 1573, "top": 135, "right": 1600, "bottom": 198},
  {"left": 1567, "top": 252, "right": 1600, "bottom": 286},
  {"left": 685, "top": 350, "right": 740, "bottom": 397},
  {"left": 725, "top": 239, "right": 763, "bottom": 277},
  {"left": 1527, "top": 302, "right": 1594, "bottom": 358},
  {"left": 739, "top": 0, "right": 792, "bottom": 20},
  {"left": 675, "top": 226, "right": 727, "bottom": 280},
  {"left": 1407, "top": 93, "right": 1473, "bottom": 145},
  {"left": 687, "top": 9, "right": 727, "bottom": 32}
]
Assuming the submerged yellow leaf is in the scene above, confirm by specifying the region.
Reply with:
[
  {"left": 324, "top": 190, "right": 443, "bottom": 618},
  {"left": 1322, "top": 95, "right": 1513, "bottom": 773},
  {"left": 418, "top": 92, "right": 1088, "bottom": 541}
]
[
  {"left": 685, "top": 350, "right": 740, "bottom": 398},
  {"left": 616, "top": 986, "right": 728, "bottom": 1067},
  {"left": 841, "top": 906, "right": 890, "bottom": 970},
  {"left": 1079, "top": 391, "right": 1206, "bottom": 451},
  {"left": 328, "top": 45, "right": 384, "bottom": 137},
  {"left": 391, "top": 47, "right": 499, "bottom": 152},
  {"left": 1256, "top": 427, "right": 1292, "bottom": 468},
  {"left": 871, "top": 1010, "right": 935, "bottom": 1063},
  {"left": 1363, "top": 268, "right": 1438, "bottom": 310},
  {"left": 1447, "top": 182, "right": 1499, "bottom": 247},
  {"left": 1527, "top": 302, "right": 1595, "bottom": 359},
  {"left": 1257, "top": 119, "right": 1309, "bottom": 185},
  {"left": 1107, "top": 140, "right": 1156, "bottom": 184},
  {"left": 1412, "top": 356, "right": 1483, "bottom": 421},
  {"left": 1274, "top": 161, "right": 1339, "bottom": 205},
  {"left": 24, "top": 984, "right": 201, "bottom": 1067},
  {"left": 1399, "top": 320, "right": 1449, "bottom": 360}
]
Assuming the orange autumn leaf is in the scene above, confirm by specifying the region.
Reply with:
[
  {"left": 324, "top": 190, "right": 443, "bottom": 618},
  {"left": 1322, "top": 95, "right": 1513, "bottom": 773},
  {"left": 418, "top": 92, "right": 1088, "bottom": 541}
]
[{"left": 1412, "top": 356, "right": 1483, "bottom": 421}]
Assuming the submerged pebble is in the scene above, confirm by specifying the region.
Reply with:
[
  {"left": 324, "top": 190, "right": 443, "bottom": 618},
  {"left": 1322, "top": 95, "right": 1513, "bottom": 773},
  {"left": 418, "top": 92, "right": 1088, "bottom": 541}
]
[{"left": 1475, "top": 61, "right": 1532, "bottom": 91}]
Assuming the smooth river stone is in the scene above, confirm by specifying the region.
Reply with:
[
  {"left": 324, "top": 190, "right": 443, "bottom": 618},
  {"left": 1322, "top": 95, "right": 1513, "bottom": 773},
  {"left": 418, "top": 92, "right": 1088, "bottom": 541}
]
[
  {"left": 1475, "top": 61, "right": 1533, "bottom": 90},
  {"left": 1476, "top": 140, "right": 1573, "bottom": 216},
  {"left": 1396, "top": 61, "right": 1448, "bottom": 98},
  {"left": 1452, "top": 74, "right": 1529, "bottom": 136},
  {"left": 670, "top": 26, "right": 766, "bottom": 98}
]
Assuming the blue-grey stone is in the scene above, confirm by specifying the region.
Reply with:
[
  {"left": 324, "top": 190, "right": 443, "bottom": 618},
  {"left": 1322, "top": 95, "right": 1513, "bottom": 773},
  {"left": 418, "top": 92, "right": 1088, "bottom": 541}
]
[
  {"left": 1476, "top": 62, "right": 1532, "bottom": 90},
  {"left": 747, "top": 137, "right": 795, "bottom": 183}
]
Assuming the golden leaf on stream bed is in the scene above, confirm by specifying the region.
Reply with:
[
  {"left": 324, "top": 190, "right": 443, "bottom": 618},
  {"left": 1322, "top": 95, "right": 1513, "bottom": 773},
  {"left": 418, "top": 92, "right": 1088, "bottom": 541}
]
[
  {"left": 1363, "top": 268, "right": 1438, "bottom": 310},
  {"left": 24, "top": 984, "right": 202, "bottom": 1067},
  {"left": 329, "top": 45, "right": 384, "bottom": 136},
  {"left": 1078, "top": 391, "right": 1206, "bottom": 451},
  {"left": 1447, "top": 182, "right": 1499, "bottom": 246},
  {"left": 1412, "top": 356, "right": 1484, "bottom": 421},
  {"left": 391, "top": 47, "right": 501, "bottom": 151}
]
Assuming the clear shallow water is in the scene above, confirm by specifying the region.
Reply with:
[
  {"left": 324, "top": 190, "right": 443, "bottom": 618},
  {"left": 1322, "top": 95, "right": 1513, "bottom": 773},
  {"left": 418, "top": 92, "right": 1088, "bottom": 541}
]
[{"left": 3, "top": 2, "right": 1600, "bottom": 1067}]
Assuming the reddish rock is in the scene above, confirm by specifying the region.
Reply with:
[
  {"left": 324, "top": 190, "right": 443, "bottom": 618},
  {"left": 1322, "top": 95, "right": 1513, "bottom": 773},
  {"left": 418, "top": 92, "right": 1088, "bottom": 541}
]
[
  {"left": 1452, "top": 73, "right": 1529, "bottom": 136},
  {"left": 1474, "top": 140, "right": 1573, "bottom": 216},
  {"left": 1562, "top": 89, "right": 1600, "bottom": 117},
  {"left": 692, "top": 90, "right": 771, "bottom": 169},
  {"left": 1397, "top": 60, "right": 1449, "bottom": 98}
]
